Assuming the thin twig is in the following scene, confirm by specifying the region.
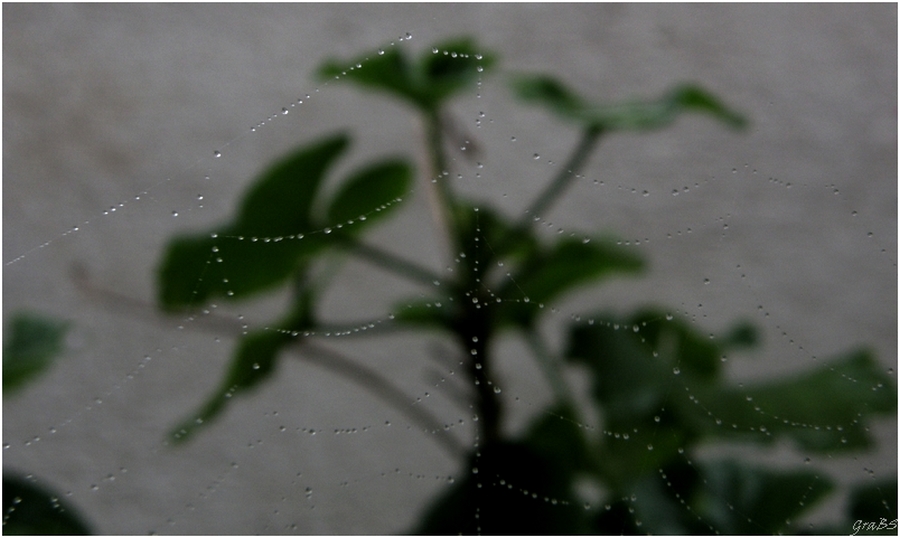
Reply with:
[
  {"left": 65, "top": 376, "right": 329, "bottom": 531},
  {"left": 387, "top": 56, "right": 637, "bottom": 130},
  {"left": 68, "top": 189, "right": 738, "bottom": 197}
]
[
  {"left": 71, "top": 264, "right": 467, "bottom": 459},
  {"left": 421, "top": 109, "right": 461, "bottom": 262},
  {"left": 493, "top": 126, "right": 603, "bottom": 259},
  {"left": 336, "top": 235, "right": 444, "bottom": 287},
  {"left": 523, "top": 328, "right": 575, "bottom": 408},
  {"left": 292, "top": 341, "right": 467, "bottom": 459}
]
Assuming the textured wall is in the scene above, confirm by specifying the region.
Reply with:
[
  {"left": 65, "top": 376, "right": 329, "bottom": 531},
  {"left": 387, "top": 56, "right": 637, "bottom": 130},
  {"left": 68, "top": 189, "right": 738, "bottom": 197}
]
[{"left": 4, "top": 4, "right": 896, "bottom": 534}]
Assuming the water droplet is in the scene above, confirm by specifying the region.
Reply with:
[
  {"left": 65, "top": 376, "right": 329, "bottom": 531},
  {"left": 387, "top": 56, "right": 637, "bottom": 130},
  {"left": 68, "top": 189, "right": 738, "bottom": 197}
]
[
  {"left": 493, "top": 386, "right": 501, "bottom": 394},
  {"left": 673, "top": 367, "right": 681, "bottom": 375},
  {"left": 252, "top": 363, "right": 260, "bottom": 370},
  {"left": 171, "top": 211, "right": 178, "bottom": 217},
  {"left": 533, "top": 154, "right": 540, "bottom": 160},
  {"left": 282, "top": 107, "right": 289, "bottom": 115},
  {"left": 214, "top": 150, "right": 221, "bottom": 158}
]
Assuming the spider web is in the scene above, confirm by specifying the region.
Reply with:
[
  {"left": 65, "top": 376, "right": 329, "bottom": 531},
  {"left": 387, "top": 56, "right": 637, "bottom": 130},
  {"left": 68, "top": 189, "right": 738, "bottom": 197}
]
[{"left": 3, "top": 4, "right": 896, "bottom": 535}]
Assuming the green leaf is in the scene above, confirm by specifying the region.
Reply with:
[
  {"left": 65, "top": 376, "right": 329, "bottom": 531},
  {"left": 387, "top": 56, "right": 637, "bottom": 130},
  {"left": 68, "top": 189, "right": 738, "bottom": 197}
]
[
  {"left": 692, "top": 459, "right": 833, "bottom": 534},
  {"left": 3, "top": 474, "right": 92, "bottom": 534},
  {"left": 157, "top": 134, "right": 348, "bottom": 309},
  {"left": 412, "top": 442, "right": 588, "bottom": 534},
  {"left": 169, "top": 297, "right": 314, "bottom": 443},
  {"left": 848, "top": 478, "right": 897, "bottom": 523},
  {"left": 523, "top": 403, "right": 593, "bottom": 478},
  {"left": 510, "top": 74, "right": 747, "bottom": 131},
  {"left": 498, "top": 237, "right": 644, "bottom": 327},
  {"left": 3, "top": 312, "right": 68, "bottom": 395},
  {"left": 319, "top": 38, "right": 493, "bottom": 111},
  {"left": 319, "top": 47, "right": 419, "bottom": 105},
  {"left": 696, "top": 349, "right": 896, "bottom": 452},
  {"left": 567, "top": 309, "right": 893, "bottom": 454},
  {"left": 393, "top": 298, "right": 456, "bottom": 333},
  {"left": 235, "top": 135, "right": 349, "bottom": 236},
  {"left": 325, "top": 159, "right": 412, "bottom": 229},
  {"left": 415, "top": 38, "right": 494, "bottom": 109}
]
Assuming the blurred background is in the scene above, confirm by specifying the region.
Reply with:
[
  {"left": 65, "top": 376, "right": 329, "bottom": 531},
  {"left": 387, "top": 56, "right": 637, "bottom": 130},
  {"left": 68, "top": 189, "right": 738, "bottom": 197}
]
[{"left": 3, "top": 4, "right": 896, "bottom": 534}]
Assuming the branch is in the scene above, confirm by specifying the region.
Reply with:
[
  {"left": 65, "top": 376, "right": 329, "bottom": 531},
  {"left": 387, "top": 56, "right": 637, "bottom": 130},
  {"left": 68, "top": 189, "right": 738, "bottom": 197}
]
[
  {"left": 523, "top": 327, "right": 576, "bottom": 408},
  {"left": 335, "top": 235, "right": 444, "bottom": 287},
  {"left": 71, "top": 264, "right": 467, "bottom": 460},
  {"left": 492, "top": 126, "right": 603, "bottom": 259},
  {"left": 287, "top": 341, "right": 468, "bottom": 459}
]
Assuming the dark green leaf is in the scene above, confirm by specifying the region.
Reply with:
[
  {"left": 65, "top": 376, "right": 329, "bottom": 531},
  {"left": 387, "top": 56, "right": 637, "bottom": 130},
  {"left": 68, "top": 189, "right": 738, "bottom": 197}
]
[
  {"left": 412, "top": 442, "right": 588, "bottom": 534},
  {"left": 319, "top": 48, "right": 419, "bottom": 105},
  {"left": 693, "top": 459, "right": 833, "bottom": 534},
  {"left": 848, "top": 478, "right": 897, "bottom": 523},
  {"left": 3, "top": 312, "right": 68, "bottom": 395},
  {"left": 325, "top": 159, "right": 412, "bottom": 229},
  {"left": 415, "top": 38, "right": 495, "bottom": 109},
  {"left": 523, "top": 403, "right": 593, "bottom": 478},
  {"left": 510, "top": 74, "right": 747, "bottom": 131},
  {"left": 509, "top": 74, "right": 590, "bottom": 123},
  {"left": 3, "top": 474, "right": 91, "bottom": 534},
  {"left": 169, "top": 297, "right": 314, "bottom": 443},
  {"left": 320, "top": 38, "right": 493, "bottom": 111},
  {"left": 235, "top": 135, "right": 348, "bottom": 236},
  {"left": 392, "top": 298, "right": 457, "bottom": 333},
  {"left": 695, "top": 349, "right": 896, "bottom": 452},
  {"left": 498, "top": 238, "right": 644, "bottom": 327},
  {"left": 567, "top": 311, "right": 671, "bottom": 420},
  {"left": 157, "top": 135, "right": 348, "bottom": 309}
]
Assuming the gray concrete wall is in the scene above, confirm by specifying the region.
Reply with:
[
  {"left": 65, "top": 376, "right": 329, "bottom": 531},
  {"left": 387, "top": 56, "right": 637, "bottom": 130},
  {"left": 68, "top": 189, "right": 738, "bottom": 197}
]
[{"left": 3, "top": 4, "right": 896, "bottom": 534}]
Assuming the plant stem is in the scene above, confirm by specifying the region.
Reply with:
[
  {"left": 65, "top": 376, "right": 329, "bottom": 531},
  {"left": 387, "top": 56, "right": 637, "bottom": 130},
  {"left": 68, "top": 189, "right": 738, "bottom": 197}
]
[
  {"left": 519, "top": 124, "right": 603, "bottom": 228},
  {"left": 336, "top": 235, "right": 444, "bottom": 287},
  {"left": 422, "top": 108, "right": 461, "bottom": 260},
  {"left": 290, "top": 341, "right": 467, "bottom": 459},
  {"left": 458, "top": 295, "right": 502, "bottom": 446},
  {"left": 523, "top": 328, "right": 575, "bottom": 408},
  {"left": 491, "top": 126, "right": 603, "bottom": 261}
]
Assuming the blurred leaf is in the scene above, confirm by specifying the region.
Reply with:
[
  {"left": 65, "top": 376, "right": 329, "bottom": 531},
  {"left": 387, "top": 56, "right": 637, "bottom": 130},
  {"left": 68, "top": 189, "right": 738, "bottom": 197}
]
[
  {"left": 412, "top": 442, "right": 587, "bottom": 534},
  {"left": 848, "top": 478, "right": 898, "bottom": 523},
  {"left": 498, "top": 238, "right": 644, "bottom": 328},
  {"left": 320, "top": 47, "right": 418, "bottom": 104},
  {"left": 158, "top": 135, "right": 349, "bottom": 309},
  {"left": 169, "top": 294, "right": 314, "bottom": 443},
  {"left": 697, "top": 349, "right": 896, "bottom": 452},
  {"left": 320, "top": 38, "right": 493, "bottom": 111},
  {"left": 723, "top": 319, "right": 759, "bottom": 348},
  {"left": 568, "top": 310, "right": 893, "bottom": 456},
  {"left": 523, "top": 403, "right": 594, "bottom": 478},
  {"left": 453, "top": 202, "right": 540, "bottom": 280},
  {"left": 692, "top": 459, "right": 833, "bottom": 534},
  {"left": 565, "top": 310, "right": 714, "bottom": 423},
  {"left": 234, "top": 135, "right": 348, "bottom": 236},
  {"left": 510, "top": 74, "right": 747, "bottom": 131},
  {"left": 393, "top": 298, "right": 456, "bottom": 333},
  {"left": 3, "top": 312, "right": 68, "bottom": 395},
  {"left": 2, "top": 474, "right": 91, "bottom": 534},
  {"left": 326, "top": 159, "right": 412, "bottom": 229},
  {"left": 416, "top": 38, "right": 494, "bottom": 109}
]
